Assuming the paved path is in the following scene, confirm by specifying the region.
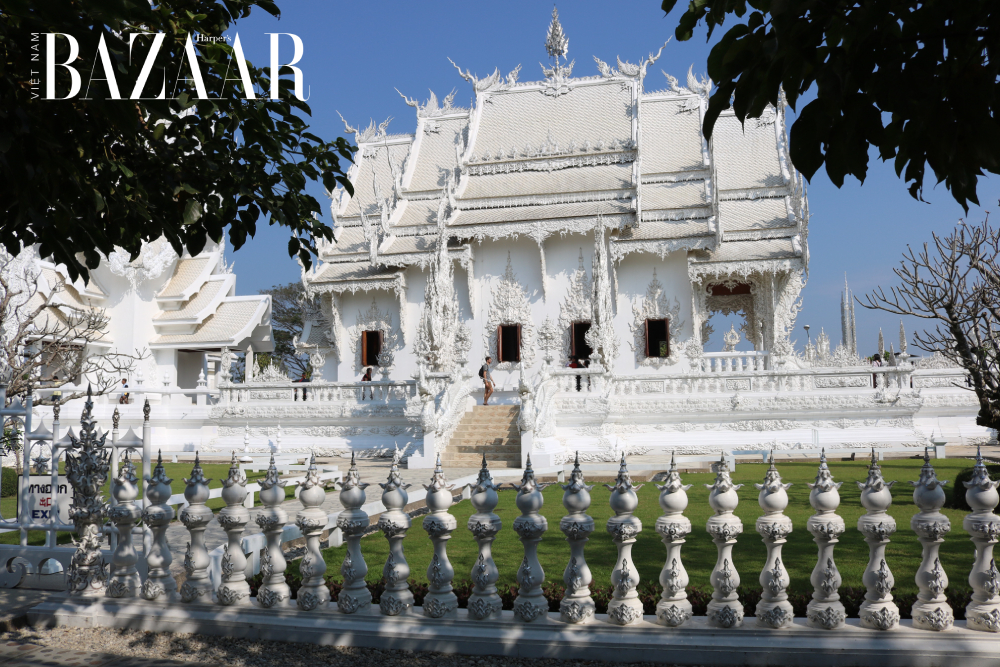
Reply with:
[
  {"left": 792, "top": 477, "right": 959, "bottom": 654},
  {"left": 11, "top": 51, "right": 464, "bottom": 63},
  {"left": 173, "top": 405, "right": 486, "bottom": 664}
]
[{"left": 0, "top": 640, "right": 217, "bottom": 667}]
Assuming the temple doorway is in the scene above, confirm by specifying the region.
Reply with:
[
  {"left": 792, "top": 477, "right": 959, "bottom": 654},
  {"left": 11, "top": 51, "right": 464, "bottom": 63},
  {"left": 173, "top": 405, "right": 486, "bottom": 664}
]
[{"left": 570, "top": 321, "right": 592, "bottom": 363}]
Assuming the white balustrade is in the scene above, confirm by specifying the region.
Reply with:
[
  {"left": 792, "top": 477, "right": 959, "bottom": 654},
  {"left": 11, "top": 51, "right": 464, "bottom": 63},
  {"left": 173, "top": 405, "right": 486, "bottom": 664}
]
[
  {"left": 422, "top": 454, "right": 458, "bottom": 618},
  {"left": 754, "top": 454, "right": 793, "bottom": 628},
  {"left": 559, "top": 453, "right": 595, "bottom": 624},
  {"left": 806, "top": 449, "right": 846, "bottom": 629},
  {"left": 963, "top": 447, "right": 1000, "bottom": 632},
  {"left": 910, "top": 448, "right": 953, "bottom": 630},
  {"left": 467, "top": 455, "right": 503, "bottom": 621},
  {"left": 705, "top": 454, "right": 744, "bottom": 628},
  {"left": 856, "top": 449, "right": 900, "bottom": 630},
  {"left": 655, "top": 453, "right": 692, "bottom": 627},
  {"left": 217, "top": 452, "right": 251, "bottom": 606}
]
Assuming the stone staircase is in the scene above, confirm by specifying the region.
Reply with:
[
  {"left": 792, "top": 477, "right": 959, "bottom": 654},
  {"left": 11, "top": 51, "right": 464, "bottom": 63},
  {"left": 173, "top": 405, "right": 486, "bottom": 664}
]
[{"left": 441, "top": 405, "right": 522, "bottom": 468}]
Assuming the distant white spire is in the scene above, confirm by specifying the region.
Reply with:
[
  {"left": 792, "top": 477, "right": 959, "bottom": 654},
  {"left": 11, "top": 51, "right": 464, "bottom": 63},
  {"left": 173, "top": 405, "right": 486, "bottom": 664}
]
[
  {"left": 545, "top": 6, "right": 568, "bottom": 61},
  {"left": 841, "top": 274, "right": 857, "bottom": 356}
]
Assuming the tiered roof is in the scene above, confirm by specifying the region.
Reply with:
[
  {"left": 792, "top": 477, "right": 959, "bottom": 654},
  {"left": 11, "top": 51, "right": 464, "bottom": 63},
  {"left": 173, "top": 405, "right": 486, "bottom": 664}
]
[
  {"left": 150, "top": 245, "right": 272, "bottom": 351},
  {"left": 304, "top": 8, "right": 807, "bottom": 299}
]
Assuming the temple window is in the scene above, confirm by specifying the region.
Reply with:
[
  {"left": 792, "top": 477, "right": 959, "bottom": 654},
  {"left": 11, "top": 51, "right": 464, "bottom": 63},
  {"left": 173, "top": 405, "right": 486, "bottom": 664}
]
[
  {"left": 570, "top": 321, "right": 592, "bottom": 362},
  {"left": 497, "top": 324, "right": 521, "bottom": 363},
  {"left": 361, "top": 330, "right": 383, "bottom": 366},
  {"left": 645, "top": 319, "right": 669, "bottom": 358}
]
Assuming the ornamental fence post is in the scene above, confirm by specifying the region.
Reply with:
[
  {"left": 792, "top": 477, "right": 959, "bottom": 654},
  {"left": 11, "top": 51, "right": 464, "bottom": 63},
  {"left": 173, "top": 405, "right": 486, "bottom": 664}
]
[
  {"left": 107, "top": 452, "right": 141, "bottom": 598},
  {"left": 559, "top": 452, "right": 595, "bottom": 624},
  {"left": 963, "top": 446, "right": 1000, "bottom": 632},
  {"left": 256, "top": 454, "right": 291, "bottom": 608},
  {"left": 467, "top": 455, "right": 503, "bottom": 621},
  {"left": 606, "top": 455, "right": 644, "bottom": 626},
  {"left": 378, "top": 448, "right": 413, "bottom": 616},
  {"left": 511, "top": 455, "right": 549, "bottom": 622},
  {"left": 655, "top": 452, "right": 692, "bottom": 627},
  {"left": 909, "top": 447, "right": 953, "bottom": 630},
  {"left": 422, "top": 454, "right": 458, "bottom": 618},
  {"left": 298, "top": 454, "right": 331, "bottom": 611},
  {"left": 336, "top": 453, "right": 370, "bottom": 613},
  {"left": 179, "top": 453, "right": 214, "bottom": 603},
  {"left": 806, "top": 449, "right": 846, "bottom": 629},
  {"left": 857, "top": 449, "right": 899, "bottom": 630},
  {"left": 754, "top": 453, "right": 793, "bottom": 628},
  {"left": 141, "top": 451, "right": 178, "bottom": 601},
  {"left": 217, "top": 452, "right": 250, "bottom": 606},
  {"left": 705, "top": 453, "right": 744, "bottom": 628}
]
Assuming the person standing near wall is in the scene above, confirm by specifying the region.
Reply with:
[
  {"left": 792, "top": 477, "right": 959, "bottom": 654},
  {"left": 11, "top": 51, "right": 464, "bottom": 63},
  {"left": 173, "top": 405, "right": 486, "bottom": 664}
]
[{"left": 479, "top": 356, "right": 494, "bottom": 405}]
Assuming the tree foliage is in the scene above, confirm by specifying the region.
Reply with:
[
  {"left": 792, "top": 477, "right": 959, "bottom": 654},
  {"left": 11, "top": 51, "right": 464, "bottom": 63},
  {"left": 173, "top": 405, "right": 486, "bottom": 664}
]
[
  {"left": 862, "top": 214, "right": 1000, "bottom": 431},
  {"left": 661, "top": 0, "right": 1000, "bottom": 209},
  {"left": 1, "top": 0, "right": 354, "bottom": 282},
  {"left": 260, "top": 281, "right": 310, "bottom": 379}
]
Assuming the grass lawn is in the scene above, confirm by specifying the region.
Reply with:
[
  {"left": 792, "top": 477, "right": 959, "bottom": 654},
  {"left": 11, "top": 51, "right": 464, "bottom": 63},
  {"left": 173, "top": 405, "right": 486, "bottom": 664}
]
[
  {"left": 0, "top": 461, "right": 292, "bottom": 545},
  {"left": 307, "top": 457, "right": 981, "bottom": 597}
]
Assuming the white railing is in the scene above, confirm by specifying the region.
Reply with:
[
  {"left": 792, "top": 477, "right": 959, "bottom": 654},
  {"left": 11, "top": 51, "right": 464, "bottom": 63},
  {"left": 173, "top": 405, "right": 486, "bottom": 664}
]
[
  {"left": 22, "top": 435, "right": 1000, "bottom": 664},
  {"left": 219, "top": 379, "right": 416, "bottom": 405},
  {"left": 697, "top": 351, "right": 771, "bottom": 373}
]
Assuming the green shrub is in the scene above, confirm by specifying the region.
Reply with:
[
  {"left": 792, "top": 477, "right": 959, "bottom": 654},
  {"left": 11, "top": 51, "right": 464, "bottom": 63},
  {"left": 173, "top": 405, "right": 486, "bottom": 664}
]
[
  {"left": 1, "top": 467, "right": 17, "bottom": 497},
  {"left": 947, "top": 463, "right": 1000, "bottom": 511}
]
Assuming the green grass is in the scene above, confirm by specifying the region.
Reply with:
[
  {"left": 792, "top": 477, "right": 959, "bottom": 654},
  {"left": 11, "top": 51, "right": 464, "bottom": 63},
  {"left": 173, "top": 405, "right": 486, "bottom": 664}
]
[{"left": 309, "top": 458, "right": 980, "bottom": 597}]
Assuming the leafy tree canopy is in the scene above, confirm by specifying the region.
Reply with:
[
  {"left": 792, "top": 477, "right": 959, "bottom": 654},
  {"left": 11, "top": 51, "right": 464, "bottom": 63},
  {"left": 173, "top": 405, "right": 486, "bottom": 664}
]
[
  {"left": 661, "top": 0, "right": 1000, "bottom": 210},
  {"left": 1, "top": 0, "right": 355, "bottom": 281},
  {"left": 260, "top": 281, "right": 310, "bottom": 379}
]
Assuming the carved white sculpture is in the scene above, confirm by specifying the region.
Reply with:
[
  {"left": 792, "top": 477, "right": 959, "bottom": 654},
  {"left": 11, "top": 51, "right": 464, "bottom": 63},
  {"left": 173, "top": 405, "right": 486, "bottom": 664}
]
[
  {"left": 606, "top": 455, "right": 644, "bottom": 625},
  {"left": 584, "top": 222, "right": 618, "bottom": 366},
  {"left": 378, "top": 448, "right": 413, "bottom": 616},
  {"left": 107, "top": 452, "right": 141, "bottom": 599},
  {"left": 655, "top": 452, "right": 693, "bottom": 627},
  {"left": 485, "top": 254, "right": 535, "bottom": 370},
  {"left": 559, "top": 250, "right": 592, "bottom": 365},
  {"left": 909, "top": 448, "right": 952, "bottom": 631},
  {"left": 963, "top": 446, "right": 1000, "bottom": 632},
  {"left": 723, "top": 325, "right": 741, "bottom": 352},
  {"left": 705, "top": 454, "right": 744, "bottom": 628},
  {"left": 806, "top": 449, "right": 846, "bottom": 629},
  {"left": 141, "top": 451, "right": 178, "bottom": 601},
  {"left": 336, "top": 453, "right": 369, "bottom": 613},
  {"left": 179, "top": 453, "right": 214, "bottom": 603},
  {"left": 629, "top": 268, "right": 684, "bottom": 368},
  {"left": 559, "top": 452, "right": 595, "bottom": 624},
  {"left": 256, "top": 454, "right": 291, "bottom": 609},
  {"left": 467, "top": 455, "right": 503, "bottom": 621},
  {"left": 856, "top": 449, "right": 899, "bottom": 630},
  {"left": 754, "top": 454, "right": 793, "bottom": 628},
  {"left": 511, "top": 455, "right": 549, "bottom": 622},
  {"left": 422, "top": 454, "right": 458, "bottom": 618},
  {"left": 217, "top": 452, "right": 250, "bottom": 606},
  {"left": 350, "top": 299, "right": 401, "bottom": 376}
]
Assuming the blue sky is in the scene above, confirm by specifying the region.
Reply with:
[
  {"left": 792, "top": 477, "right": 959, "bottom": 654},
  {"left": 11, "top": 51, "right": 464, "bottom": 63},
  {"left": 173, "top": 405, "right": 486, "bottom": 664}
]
[{"left": 223, "top": 0, "right": 999, "bottom": 356}]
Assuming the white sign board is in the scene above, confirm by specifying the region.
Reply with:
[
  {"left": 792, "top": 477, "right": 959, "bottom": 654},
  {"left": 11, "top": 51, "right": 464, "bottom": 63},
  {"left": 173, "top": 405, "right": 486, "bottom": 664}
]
[{"left": 17, "top": 476, "right": 72, "bottom": 524}]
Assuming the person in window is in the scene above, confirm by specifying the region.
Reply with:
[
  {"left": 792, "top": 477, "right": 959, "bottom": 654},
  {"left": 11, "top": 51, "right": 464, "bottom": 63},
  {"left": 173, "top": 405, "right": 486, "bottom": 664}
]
[
  {"left": 119, "top": 378, "right": 129, "bottom": 404},
  {"left": 568, "top": 357, "right": 582, "bottom": 392},
  {"left": 361, "top": 366, "right": 374, "bottom": 400},
  {"left": 479, "top": 356, "right": 494, "bottom": 405},
  {"left": 294, "top": 372, "right": 309, "bottom": 401}
]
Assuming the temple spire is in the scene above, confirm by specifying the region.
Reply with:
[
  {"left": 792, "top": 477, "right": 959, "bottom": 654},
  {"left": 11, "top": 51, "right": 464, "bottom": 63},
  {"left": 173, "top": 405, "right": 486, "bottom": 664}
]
[{"left": 545, "top": 6, "right": 568, "bottom": 61}]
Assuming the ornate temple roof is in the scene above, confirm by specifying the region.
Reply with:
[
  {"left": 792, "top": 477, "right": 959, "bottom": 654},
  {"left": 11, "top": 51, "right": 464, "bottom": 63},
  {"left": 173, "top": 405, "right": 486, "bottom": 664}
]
[{"left": 306, "top": 7, "right": 807, "bottom": 297}]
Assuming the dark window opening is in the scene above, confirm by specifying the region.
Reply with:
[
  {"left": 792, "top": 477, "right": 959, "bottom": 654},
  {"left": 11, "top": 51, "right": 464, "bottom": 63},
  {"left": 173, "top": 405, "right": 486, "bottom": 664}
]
[
  {"left": 709, "top": 282, "right": 752, "bottom": 296},
  {"left": 570, "top": 321, "right": 592, "bottom": 362},
  {"left": 497, "top": 324, "right": 521, "bottom": 363},
  {"left": 645, "top": 319, "right": 669, "bottom": 358},
  {"left": 361, "top": 330, "right": 383, "bottom": 367}
]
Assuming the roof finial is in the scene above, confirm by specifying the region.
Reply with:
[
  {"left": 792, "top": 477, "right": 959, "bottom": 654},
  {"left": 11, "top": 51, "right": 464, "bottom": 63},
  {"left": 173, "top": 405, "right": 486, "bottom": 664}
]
[{"left": 545, "top": 6, "right": 568, "bottom": 61}]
